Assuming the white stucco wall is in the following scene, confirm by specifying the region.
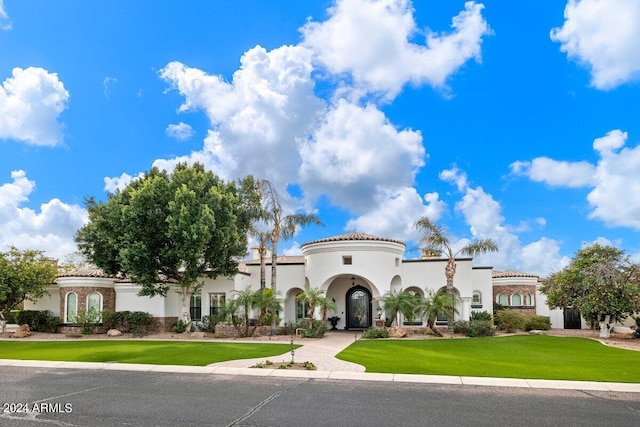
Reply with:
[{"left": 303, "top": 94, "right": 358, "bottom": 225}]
[{"left": 23, "top": 285, "right": 60, "bottom": 316}]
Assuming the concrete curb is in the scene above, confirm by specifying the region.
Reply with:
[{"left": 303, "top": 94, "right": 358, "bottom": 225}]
[{"left": 2, "top": 359, "right": 639, "bottom": 393}]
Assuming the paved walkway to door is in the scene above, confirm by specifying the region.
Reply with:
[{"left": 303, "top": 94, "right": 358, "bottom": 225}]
[{"left": 207, "top": 330, "right": 366, "bottom": 372}]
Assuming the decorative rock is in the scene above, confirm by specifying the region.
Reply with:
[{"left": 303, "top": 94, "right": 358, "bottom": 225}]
[
  {"left": 12, "top": 324, "right": 31, "bottom": 338},
  {"left": 387, "top": 327, "right": 408, "bottom": 338},
  {"left": 107, "top": 329, "right": 122, "bottom": 337},
  {"left": 529, "top": 330, "right": 546, "bottom": 335}
]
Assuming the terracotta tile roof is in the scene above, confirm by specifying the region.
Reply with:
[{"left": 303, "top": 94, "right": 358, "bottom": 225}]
[
  {"left": 301, "top": 232, "right": 405, "bottom": 247},
  {"left": 492, "top": 269, "right": 538, "bottom": 278},
  {"left": 57, "top": 268, "right": 113, "bottom": 278}
]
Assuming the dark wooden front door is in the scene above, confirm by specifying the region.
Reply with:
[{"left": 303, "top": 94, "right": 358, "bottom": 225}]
[
  {"left": 346, "top": 286, "right": 372, "bottom": 330},
  {"left": 564, "top": 308, "right": 582, "bottom": 329}
]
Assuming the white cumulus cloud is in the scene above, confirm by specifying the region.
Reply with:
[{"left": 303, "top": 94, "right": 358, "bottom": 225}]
[
  {"left": 514, "top": 130, "right": 640, "bottom": 230},
  {"left": 440, "top": 166, "right": 569, "bottom": 276},
  {"left": 551, "top": 0, "right": 640, "bottom": 89},
  {"left": 0, "top": 67, "right": 69, "bottom": 146},
  {"left": 509, "top": 157, "right": 595, "bottom": 188},
  {"left": 0, "top": 171, "right": 87, "bottom": 260},
  {"left": 166, "top": 122, "right": 195, "bottom": 141},
  {"left": 103, "top": 172, "right": 145, "bottom": 194},
  {"left": 346, "top": 188, "right": 445, "bottom": 242},
  {"left": 302, "top": 0, "right": 490, "bottom": 98}
]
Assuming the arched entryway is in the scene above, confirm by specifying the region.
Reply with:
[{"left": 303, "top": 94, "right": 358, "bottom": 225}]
[{"left": 345, "top": 286, "right": 372, "bottom": 329}]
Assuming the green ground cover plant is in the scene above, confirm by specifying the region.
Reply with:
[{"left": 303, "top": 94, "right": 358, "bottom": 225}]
[
  {"left": 0, "top": 341, "right": 297, "bottom": 366},
  {"left": 337, "top": 335, "right": 640, "bottom": 383}
]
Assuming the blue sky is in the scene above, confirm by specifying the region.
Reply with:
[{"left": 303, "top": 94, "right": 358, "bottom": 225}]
[{"left": 1, "top": 0, "right": 639, "bottom": 276}]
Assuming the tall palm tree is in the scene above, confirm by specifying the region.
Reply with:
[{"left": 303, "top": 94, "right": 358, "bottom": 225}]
[
  {"left": 422, "top": 289, "right": 457, "bottom": 336},
  {"left": 414, "top": 216, "right": 498, "bottom": 332},
  {"left": 260, "top": 180, "right": 323, "bottom": 335}
]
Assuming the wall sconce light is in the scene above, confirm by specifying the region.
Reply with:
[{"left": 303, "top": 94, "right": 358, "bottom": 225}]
[{"left": 351, "top": 276, "right": 355, "bottom": 286}]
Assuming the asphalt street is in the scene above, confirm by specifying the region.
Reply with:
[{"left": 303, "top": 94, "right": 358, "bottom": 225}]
[{"left": 1, "top": 366, "right": 639, "bottom": 426}]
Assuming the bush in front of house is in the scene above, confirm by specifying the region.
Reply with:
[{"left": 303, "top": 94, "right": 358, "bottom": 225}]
[
  {"left": 466, "top": 320, "right": 495, "bottom": 337},
  {"left": 632, "top": 317, "right": 640, "bottom": 339},
  {"left": 299, "top": 320, "right": 328, "bottom": 338},
  {"left": 470, "top": 310, "right": 493, "bottom": 322},
  {"left": 362, "top": 327, "right": 389, "bottom": 339},
  {"left": 102, "top": 310, "right": 156, "bottom": 336},
  {"left": 16, "top": 310, "right": 58, "bottom": 332},
  {"left": 452, "top": 320, "right": 469, "bottom": 335},
  {"left": 524, "top": 315, "right": 551, "bottom": 331},
  {"left": 494, "top": 309, "right": 526, "bottom": 333}
]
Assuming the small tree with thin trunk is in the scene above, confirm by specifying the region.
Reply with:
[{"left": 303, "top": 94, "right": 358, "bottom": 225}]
[{"left": 414, "top": 216, "right": 498, "bottom": 332}]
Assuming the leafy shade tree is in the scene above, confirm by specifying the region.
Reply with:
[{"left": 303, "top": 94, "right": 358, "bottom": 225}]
[
  {"left": 0, "top": 246, "right": 58, "bottom": 333},
  {"left": 382, "top": 290, "right": 421, "bottom": 326},
  {"left": 421, "top": 289, "right": 458, "bottom": 337},
  {"left": 259, "top": 180, "right": 323, "bottom": 335},
  {"left": 75, "top": 163, "right": 260, "bottom": 327},
  {"left": 414, "top": 216, "right": 498, "bottom": 332},
  {"left": 540, "top": 244, "right": 640, "bottom": 338}
]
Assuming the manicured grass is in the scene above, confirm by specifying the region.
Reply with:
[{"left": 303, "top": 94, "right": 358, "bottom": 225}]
[
  {"left": 337, "top": 335, "right": 640, "bottom": 383},
  {"left": 0, "top": 341, "right": 297, "bottom": 366}
]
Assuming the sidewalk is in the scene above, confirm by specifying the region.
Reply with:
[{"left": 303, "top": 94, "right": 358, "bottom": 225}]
[{"left": 1, "top": 330, "right": 640, "bottom": 393}]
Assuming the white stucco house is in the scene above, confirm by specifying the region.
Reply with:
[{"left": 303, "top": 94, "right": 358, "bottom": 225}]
[
  {"left": 32, "top": 231, "right": 633, "bottom": 333},
  {"left": 26, "top": 232, "right": 501, "bottom": 331}
]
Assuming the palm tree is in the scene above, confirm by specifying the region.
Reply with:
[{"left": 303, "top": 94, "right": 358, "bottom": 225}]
[
  {"left": 382, "top": 290, "right": 421, "bottom": 326},
  {"left": 422, "top": 289, "right": 457, "bottom": 336},
  {"left": 414, "top": 216, "right": 498, "bottom": 332},
  {"left": 296, "top": 284, "right": 325, "bottom": 329},
  {"left": 260, "top": 180, "right": 323, "bottom": 335}
]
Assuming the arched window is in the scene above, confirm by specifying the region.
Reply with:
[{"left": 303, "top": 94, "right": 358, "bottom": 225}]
[
  {"left": 525, "top": 294, "right": 534, "bottom": 306},
  {"left": 511, "top": 294, "right": 522, "bottom": 306},
  {"left": 296, "top": 293, "right": 308, "bottom": 320},
  {"left": 472, "top": 291, "right": 482, "bottom": 307},
  {"left": 497, "top": 294, "right": 508, "bottom": 306},
  {"left": 65, "top": 292, "right": 77, "bottom": 323},
  {"left": 87, "top": 292, "right": 102, "bottom": 322}
]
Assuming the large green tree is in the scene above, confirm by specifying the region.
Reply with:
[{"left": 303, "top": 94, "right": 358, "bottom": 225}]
[
  {"left": 258, "top": 180, "right": 323, "bottom": 335},
  {"left": 414, "top": 216, "right": 498, "bottom": 332},
  {"left": 541, "top": 244, "right": 640, "bottom": 338},
  {"left": 75, "top": 163, "right": 259, "bottom": 326},
  {"left": 0, "top": 246, "right": 58, "bottom": 333}
]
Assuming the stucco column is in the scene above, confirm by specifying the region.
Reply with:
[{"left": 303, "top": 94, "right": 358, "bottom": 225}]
[{"left": 461, "top": 297, "right": 471, "bottom": 321}]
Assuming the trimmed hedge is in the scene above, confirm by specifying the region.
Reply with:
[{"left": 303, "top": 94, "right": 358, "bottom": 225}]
[
  {"left": 362, "top": 327, "right": 389, "bottom": 339},
  {"left": 524, "top": 315, "right": 551, "bottom": 331}
]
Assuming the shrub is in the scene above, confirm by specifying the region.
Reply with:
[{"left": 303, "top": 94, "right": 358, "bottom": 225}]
[
  {"left": 632, "top": 317, "right": 640, "bottom": 339},
  {"left": 466, "top": 320, "right": 495, "bottom": 337},
  {"left": 362, "top": 327, "right": 389, "bottom": 339},
  {"left": 103, "top": 310, "right": 156, "bottom": 336},
  {"left": 76, "top": 307, "right": 100, "bottom": 334},
  {"left": 470, "top": 311, "right": 493, "bottom": 322},
  {"left": 102, "top": 310, "right": 131, "bottom": 331},
  {"left": 6, "top": 310, "right": 20, "bottom": 324},
  {"left": 172, "top": 319, "right": 187, "bottom": 334},
  {"left": 299, "top": 320, "right": 328, "bottom": 338},
  {"left": 452, "top": 320, "right": 469, "bottom": 335},
  {"left": 16, "top": 310, "right": 58, "bottom": 332},
  {"left": 524, "top": 315, "right": 551, "bottom": 331},
  {"left": 495, "top": 309, "right": 526, "bottom": 333}
]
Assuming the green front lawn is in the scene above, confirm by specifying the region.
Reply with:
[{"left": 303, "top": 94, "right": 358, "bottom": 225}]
[
  {"left": 337, "top": 335, "right": 640, "bottom": 383},
  {"left": 0, "top": 341, "right": 297, "bottom": 366}
]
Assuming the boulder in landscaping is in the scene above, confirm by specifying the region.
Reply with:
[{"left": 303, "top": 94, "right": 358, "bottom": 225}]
[
  {"left": 388, "top": 327, "right": 408, "bottom": 338},
  {"left": 12, "top": 324, "right": 31, "bottom": 338},
  {"left": 107, "top": 329, "right": 123, "bottom": 337}
]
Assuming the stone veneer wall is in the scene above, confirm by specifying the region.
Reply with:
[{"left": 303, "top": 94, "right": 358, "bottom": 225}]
[
  {"left": 155, "top": 317, "right": 179, "bottom": 333},
  {"left": 58, "top": 287, "right": 116, "bottom": 323},
  {"left": 492, "top": 284, "right": 537, "bottom": 313}
]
